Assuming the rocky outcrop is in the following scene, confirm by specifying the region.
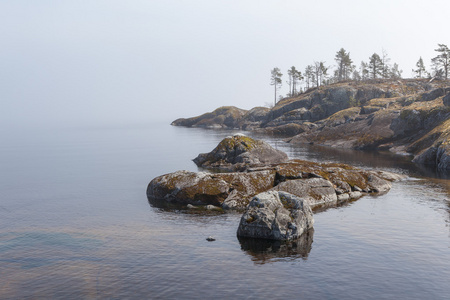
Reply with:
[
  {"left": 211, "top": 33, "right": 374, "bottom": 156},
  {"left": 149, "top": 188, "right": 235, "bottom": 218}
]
[
  {"left": 171, "top": 106, "right": 247, "bottom": 129},
  {"left": 443, "top": 93, "right": 450, "bottom": 107},
  {"left": 193, "top": 134, "right": 288, "bottom": 171},
  {"left": 236, "top": 191, "right": 314, "bottom": 241},
  {"left": 411, "top": 119, "right": 450, "bottom": 170},
  {"left": 147, "top": 136, "right": 405, "bottom": 210},
  {"left": 171, "top": 79, "right": 450, "bottom": 171}
]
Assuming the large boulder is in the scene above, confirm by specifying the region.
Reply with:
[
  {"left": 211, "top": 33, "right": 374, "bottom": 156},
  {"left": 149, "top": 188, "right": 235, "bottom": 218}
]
[
  {"left": 236, "top": 191, "right": 314, "bottom": 241},
  {"left": 147, "top": 170, "right": 276, "bottom": 209},
  {"left": 193, "top": 134, "right": 288, "bottom": 171}
]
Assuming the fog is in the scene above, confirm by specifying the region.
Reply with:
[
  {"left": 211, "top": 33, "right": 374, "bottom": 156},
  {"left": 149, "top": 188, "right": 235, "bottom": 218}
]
[{"left": 1, "top": 0, "right": 449, "bottom": 129}]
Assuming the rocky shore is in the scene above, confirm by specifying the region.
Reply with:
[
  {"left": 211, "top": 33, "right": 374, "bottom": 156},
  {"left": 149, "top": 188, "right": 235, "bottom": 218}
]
[{"left": 172, "top": 79, "right": 450, "bottom": 171}]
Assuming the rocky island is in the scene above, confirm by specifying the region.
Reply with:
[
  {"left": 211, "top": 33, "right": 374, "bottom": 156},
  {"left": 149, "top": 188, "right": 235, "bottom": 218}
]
[
  {"left": 147, "top": 134, "right": 404, "bottom": 211},
  {"left": 172, "top": 79, "right": 450, "bottom": 171},
  {"left": 147, "top": 134, "right": 405, "bottom": 240}
]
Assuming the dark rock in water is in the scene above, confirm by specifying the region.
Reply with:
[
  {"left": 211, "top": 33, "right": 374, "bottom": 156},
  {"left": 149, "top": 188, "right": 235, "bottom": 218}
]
[
  {"left": 206, "top": 236, "right": 216, "bottom": 241},
  {"left": 236, "top": 191, "right": 314, "bottom": 241},
  {"left": 193, "top": 134, "right": 288, "bottom": 171}
]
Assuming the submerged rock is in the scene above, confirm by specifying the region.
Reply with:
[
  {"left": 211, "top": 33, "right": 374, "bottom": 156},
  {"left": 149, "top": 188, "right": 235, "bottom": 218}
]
[
  {"left": 236, "top": 191, "right": 314, "bottom": 241},
  {"left": 193, "top": 134, "right": 288, "bottom": 171}
]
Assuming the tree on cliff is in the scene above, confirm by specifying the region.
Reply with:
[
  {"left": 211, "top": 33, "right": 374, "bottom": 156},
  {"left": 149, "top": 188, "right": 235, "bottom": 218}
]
[
  {"left": 313, "top": 61, "right": 328, "bottom": 87},
  {"left": 360, "top": 61, "right": 370, "bottom": 80},
  {"left": 369, "top": 53, "right": 383, "bottom": 79},
  {"left": 431, "top": 44, "right": 450, "bottom": 79},
  {"left": 287, "top": 66, "right": 303, "bottom": 96},
  {"left": 335, "top": 48, "right": 353, "bottom": 81},
  {"left": 390, "top": 63, "right": 403, "bottom": 79},
  {"left": 413, "top": 57, "right": 427, "bottom": 78},
  {"left": 270, "top": 67, "right": 283, "bottom": 105},
  {"left": 380, "top": 49, "right": 391, "bottom": 79},
  {"left": 304, "top": 65, "right": 314, "bottom": 89}
]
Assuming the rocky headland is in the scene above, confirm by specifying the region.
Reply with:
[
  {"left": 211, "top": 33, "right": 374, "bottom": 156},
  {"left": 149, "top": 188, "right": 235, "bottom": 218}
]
[{"left": 171, "top": 79, "right": 450, "bottom": 171}]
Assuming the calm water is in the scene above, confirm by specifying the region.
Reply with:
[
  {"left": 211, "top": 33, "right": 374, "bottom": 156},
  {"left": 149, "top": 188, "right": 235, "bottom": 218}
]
[{"left": 0, "top": 123, "right": 449, "bottom": 299}]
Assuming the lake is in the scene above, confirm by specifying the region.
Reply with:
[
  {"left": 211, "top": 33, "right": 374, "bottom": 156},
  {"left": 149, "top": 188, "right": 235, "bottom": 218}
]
[{"left": 0, "top": 122, "right": 449, "bottom": 299}]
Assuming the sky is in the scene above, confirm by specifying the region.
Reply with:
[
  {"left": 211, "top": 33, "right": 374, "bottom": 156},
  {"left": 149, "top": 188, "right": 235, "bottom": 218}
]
[{"left": 1, "top": 0, "right": 449, "bottom": 128}]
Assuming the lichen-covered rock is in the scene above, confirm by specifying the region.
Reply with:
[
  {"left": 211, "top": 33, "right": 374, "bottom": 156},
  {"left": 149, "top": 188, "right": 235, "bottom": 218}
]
[
  {"left": 147, "top": 170, "right": 229, "bottom": 206},
  {"left": 237, "top": 191, "right": 314, "bottom": 241},
  {"left": 270, "top": 178, "right": 338, "bottom": 209},
  {"left": 147, "top": 169, "right": 276, "bottom": 209},
  {"left": 148, "top": 141, "right": 405, "bottom": 211},
  {"left": 193, "top": 134, "right": 288, "bottom": 171}
]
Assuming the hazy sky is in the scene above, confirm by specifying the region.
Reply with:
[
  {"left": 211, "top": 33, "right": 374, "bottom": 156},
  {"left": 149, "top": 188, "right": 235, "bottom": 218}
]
[{"left": 1, "top": 0, "right": 449, "bottom": 128}]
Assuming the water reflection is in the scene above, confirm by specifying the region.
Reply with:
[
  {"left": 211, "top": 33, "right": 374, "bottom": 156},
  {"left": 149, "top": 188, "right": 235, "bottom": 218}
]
[{"left": 238, "top": 229, "right": 314, "bottom": 264}]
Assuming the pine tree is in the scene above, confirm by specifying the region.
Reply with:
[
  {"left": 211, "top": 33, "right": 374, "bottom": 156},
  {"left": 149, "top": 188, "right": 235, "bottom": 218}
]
[
  {"left": 369, "top": 53, "right": 383, "bottom": 79},
  {"left": 287, "top": 66, "right": 302, "bottom": 96},
  {"left": 335, "top": 48, "right": 353, "bottom": 81},
  {"left": 304, "top": 65, "right": 314, "bottom": 89},
  {"left": 413, "top": 57, "right": 426, "bottom": 78},
  {"left": 431, "top": 44, "right": 450, "bottom": 79},
  {"left": 270, "top": 67, "right": 283, "bottom": 106}
]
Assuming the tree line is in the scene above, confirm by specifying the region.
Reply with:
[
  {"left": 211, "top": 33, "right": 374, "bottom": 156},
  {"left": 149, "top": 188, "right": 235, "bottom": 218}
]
[{"left": 270, "top": 44, "right": 450, "bottom": 105}]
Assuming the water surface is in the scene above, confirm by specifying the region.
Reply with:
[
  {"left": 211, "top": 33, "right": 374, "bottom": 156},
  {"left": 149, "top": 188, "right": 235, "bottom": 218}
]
[{"left": 0, "top": 123, "right": 448, "bottom": 299}]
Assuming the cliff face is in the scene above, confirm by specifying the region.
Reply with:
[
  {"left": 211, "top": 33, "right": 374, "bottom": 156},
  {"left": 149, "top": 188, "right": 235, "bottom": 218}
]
[{"left": 171, "top": 79, "right": 450, "bottom": 170}]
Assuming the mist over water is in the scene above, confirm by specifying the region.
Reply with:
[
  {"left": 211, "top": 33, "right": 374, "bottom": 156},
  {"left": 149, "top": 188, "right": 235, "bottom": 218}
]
[{"left": 0, "top": 123, "right": 448, "bottom": 299}]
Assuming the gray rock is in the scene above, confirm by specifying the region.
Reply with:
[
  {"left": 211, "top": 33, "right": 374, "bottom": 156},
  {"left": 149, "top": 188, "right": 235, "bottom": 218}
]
[
  {"left": 444, "top": 93, "right": 450, "bottom": 106},
  {"left": 237, "top": 191, "right": 314, "bottom": 241},
  {"left": 337, "top": 193, "right": 350, "bottom": 202},
  {"left": 206, "top": 204, "right": 220, "bottom": 210},
  {"left": 366, "top": 173, "right": 392, "bottom": 193},
  {"left": 270, "top": 178, "right": 338, "bottom": 209},
  {"left": 413, "top": 142, "right": 450, "bottom": 170},
  {"left": 349, "top": 191, "right": 363, "bottom": 199}
]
